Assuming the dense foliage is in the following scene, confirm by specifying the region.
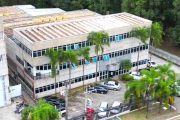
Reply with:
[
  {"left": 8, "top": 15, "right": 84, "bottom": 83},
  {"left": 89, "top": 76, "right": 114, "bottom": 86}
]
[{"left": 21, "top": 99, "right": 59, "bottom": 120}]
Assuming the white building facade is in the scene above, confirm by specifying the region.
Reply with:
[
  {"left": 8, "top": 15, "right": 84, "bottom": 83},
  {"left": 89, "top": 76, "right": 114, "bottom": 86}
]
[
  {"left": 0, "top": 15, "right": 11, "bottom": 107},
  {"left": 4, "top": 10, "right": 152, "bottom": 98}
]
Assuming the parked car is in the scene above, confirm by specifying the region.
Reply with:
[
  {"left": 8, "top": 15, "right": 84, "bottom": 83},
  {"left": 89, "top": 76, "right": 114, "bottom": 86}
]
[
  {"left": 110, "top": 101, "right": 122, "bottom": 114},
  {"left": 129, "top": 72, "right": 141, "bottom": 80},
  {"left": 100, "top": 81, "right": 121, "bottom": 91},
  {"left": 87, "top": 86, "right": 108, "bottom": 94},
  {"left": 98, "top": 102, "right": 108, "bottom": 118},
  {"left": 43, "top": 96, "right": 65, "bottom": 107},
  {"left": 147, "top": 61, "right": 157, "bottom": 68}
]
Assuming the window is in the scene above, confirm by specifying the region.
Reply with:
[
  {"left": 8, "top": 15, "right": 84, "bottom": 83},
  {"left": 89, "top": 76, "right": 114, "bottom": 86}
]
[
  {"left": 42, "top": 49, "right": 46, "bottom": 55},
  {"left": 120, "top": 50, "right": 123, "bottom": 55},
  {"left": 74, "top": 44, "right": 79, "bottom": 49},
  {"left": 146, "top": 45, "right": 149, "bottom": 49},
  {"left": 119, "top": 34, "right": 122, "bottom": 40},
  {"left": 35, "top": 88, "right": 39, "bottom": 94},
  {"left": 43, "top": 86, "right": 47, "bottom": 91},
  {"left": 71, "top": 63, "right": 76, "bottom": 68},
  {"left": 103, "top": 55, "right": 110, "bottom": 61},
  {"left": 78, "top": 42, "right": 82, "bottom": 47},
  {"left": 124, "top": 33, "right": 127, "bottom": 39},
  {"left": 59, "top": 82, "right": 63, "bottom": 87},
  {"left": 44, "top": 64, "right": 47, "bottom": 70},
  {"left": 115, "top": 51, "right": 119, "bottom": 57},
  {"left": 63, "top": 45, "right": 66, "bottom": 51},
  {"left": 51, "top": 84, "right": 54, "bottom": 89},
  {"left": 36, "top": 66, "right": 39, "bottom": 70},
  {"left": 111, "top": 52, "right": 115, "bottom": 58},
  {"left": 56, "top": 83, "right": 58, "bottom": 88},
  {"left": 98, "top": 55, "right": 102, "bottom": 61},
  {"left": 85, "top": 60, "right": 90, "bottom": 64},
  {"left": 48, "top": 65, "right": 51, "bottom": 69},
  {"left": 47, "top": 85, "right": 50, "bottom": 90},
  {"left": 71, "top": 44, "right": 74, "bottom": 49},
  {"left": 82, "top": 42, "right": 86, "bottom": 47},
  {"left": 128, "top": 48, "right": 131, "bottom": 54},
  {"left": 39, "top": 87, "right": 43, "bottom": 92},
  {"left": 109, "top": 36, "right": 113, "bottom": 42},
  {"left": 140, "top": 46, "right": 143, "bottom": 51},
  {"left": 86, "top": 42, "right": 90, "bottom": 46},
  {"left": 143, "top": 45, "right": 146, "bottom": 50},
  {"left": 115, "top": 35, "right": 120, "bottom": 41},
  {"left": 54, "top": 47, "right": 57, "bottom": 50},
  {"left": 66, "top": 45, "right": 71, "bottom": 50},
  {"left": 37, "top": 50, "right": 42, "bottom": 56},
  {"left": 33, "top": 51, "right": 37, "bottom": 57},
  {"left": 133, "top": 47, "right": 137, "bottom": 52},
  {"left": 40, "top": 66, "right": 43, "bottom": 70},
  {"left": 92, "top": 57, "right": 97, "bottom": 63}
]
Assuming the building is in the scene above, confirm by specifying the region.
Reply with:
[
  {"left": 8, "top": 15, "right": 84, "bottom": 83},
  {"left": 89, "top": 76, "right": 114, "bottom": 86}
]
[
  {"left": 2, "top": 5, "right": 152, "bottom": 99},
  {"left": 0, "top": 15, "right": 11, "bottom": 107}
]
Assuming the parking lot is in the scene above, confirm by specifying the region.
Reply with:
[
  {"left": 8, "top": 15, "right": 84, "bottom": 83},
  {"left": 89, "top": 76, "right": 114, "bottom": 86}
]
[{"left": 68, "top": 54, "right": 180, "bottom": 118}]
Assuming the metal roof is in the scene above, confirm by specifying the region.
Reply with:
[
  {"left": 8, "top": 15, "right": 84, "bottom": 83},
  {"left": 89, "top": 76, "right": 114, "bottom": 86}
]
[{"left": 15, "top": 13, "right": 151, "bottom": 43}]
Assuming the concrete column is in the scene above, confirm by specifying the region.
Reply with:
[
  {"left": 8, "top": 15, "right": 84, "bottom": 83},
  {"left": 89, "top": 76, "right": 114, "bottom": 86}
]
[{"left": 32, "top": 67, "right": 36, "bottom": 76}]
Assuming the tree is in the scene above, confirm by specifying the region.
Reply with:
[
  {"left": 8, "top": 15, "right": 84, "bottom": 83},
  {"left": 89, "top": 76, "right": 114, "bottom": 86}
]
[
  {"left": 76, "top": 47, "right": 91, "bottom": 90},
  {"left": 45, "top": 48, "right": 59, "bottom": 95},
  {"left": 21, "top": 99, "right": 59, "bottom": 120},
  {"left": 129, "top": 26, "right": 150, "bottom": 71},
  {"left": 150, "top": 22, "right": 164, "bottom": 60},
  {"left": 140, "top": 68, "right": 160, "bottom": 118},
  {"left": 120, "top": 59, "right": 132, "bottom": 71},
  {"left": 64, "top": 50, "right": 79, "bottom": 90},
  {"left": 87, "top": 31, "right": 110, "bottom": 83}
]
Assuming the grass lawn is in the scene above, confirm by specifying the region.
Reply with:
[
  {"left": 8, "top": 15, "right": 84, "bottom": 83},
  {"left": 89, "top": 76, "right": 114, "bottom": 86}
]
[{"left": 119, "top": 105, "right": 175, "bottom": 120}]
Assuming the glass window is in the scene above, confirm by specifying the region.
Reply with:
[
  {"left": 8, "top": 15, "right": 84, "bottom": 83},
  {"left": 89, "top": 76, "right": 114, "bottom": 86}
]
[
  {"left": 63, "top": 45, "right": 66, "bottom": 51},
  {"left": 58, "top": 46, "right": 62, "bottom": 49},
  {"left": 137, "top": 46, "right": 139, "bottom": 51},
  {"left": 36, "top": 66, "right": 39, "bottom": 70},
  {"left": 54, "top": 47, "right": 57, "bottom": 50},
  {"left": 146, "top": 45, "right": 149, "bottom": 49},
  {"left": 71, "top": 44, "right": 74, "bottom": 49},
  {"left": 131, "top": 48, "right": 134, "bottom": 53},
  {"left": 111, "top": 52, "right": 115, "bottom": 58},
  {"left": 35, "top": 88, "right": 39, "bottom": 94},
  {"left": 48, "top": 65, "right": 51, "bottom": 69},
  {"left": 56, "top": 83, "right": 58, "bottom": 88},
  {"left": 42, "top": 49, "right": 46, "bottom": 56},
  {"left": 123, "top": 50, "right": 126, "bottom": 55},
  {"left": 140, "top": 46, "right": 143, "bottom": 51},
  {"left": 120, "top": 50, "right": 122, "bottom": 55},
  {"left": 98, "top": 55, "right": 102, "bottom": 61},
  {"left": 51, "top": 84, "right": 54, "bottom": 89},
  {"left": 33, "top": 51, "right": 37, "bottom": 57},
  {"left": 134, "top": 47, "right": 137, "bottom": 52},
  {"left": 128, "top": 48, "right": 131, "bottom": 54},
  {"left": 47, "top": 85, "right": 50, "bottom": 90},
  {"left": 109, "top": 36, "right": 113, "bottom": 42},
  {"left": 62, "top": 63, "right": 67, "bottom": 69},
  {"left": 79, "top": 60, "right": 82, "bottom": 65},
  {"left": 115, "top": 51, "right": 119, "bottom": 57},
  {"left": 40, "top": 66, "right": 43, "bottom": 70},
  {"left": 82, "top": 42, "right": 86, "bottom": 47},
  {"left": 124, "top": 33, "right": 127, "bottom": 39},
  {"left": 59, "top": 82, "right": 63, "bottom": 87},
  {"left": 43, "top": 86, "right": 47, "bottom": 91},
  {"left": 78, "top": 42, "right": 82, "bottom": 47},
  {"left": 37, "top": 50, "right": 42, "bottom": 56},
  {"left": 39, "top": 87, "right": 43, "bottom": 92},
  {"left": 44, "top": 64, "right": 47, "bottom": 70},
  {"left": 143, "top": 45, "right": 146, "bottom": 50},
  {"left": 86, "top": 41, "right": 90, "bottom": 46},
  {"left": 109, "top": 53, "right": 112, "bottom": 58},
  {"left": 89, "top": 42, "right": 94, "bottom": 46},
  {"left": 133, "top": 62, "right": 135, "bottom": 67}
]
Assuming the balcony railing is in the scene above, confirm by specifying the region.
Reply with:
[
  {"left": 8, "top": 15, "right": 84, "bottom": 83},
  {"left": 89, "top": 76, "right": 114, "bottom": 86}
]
[{"left": 24, "top": 68, "right": 59, "bottom": 80}]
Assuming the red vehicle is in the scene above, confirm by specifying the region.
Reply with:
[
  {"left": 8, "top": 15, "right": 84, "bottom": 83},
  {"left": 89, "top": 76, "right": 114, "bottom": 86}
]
[{"left": 86, "top": 108, "right": 94, "bottom": 120}]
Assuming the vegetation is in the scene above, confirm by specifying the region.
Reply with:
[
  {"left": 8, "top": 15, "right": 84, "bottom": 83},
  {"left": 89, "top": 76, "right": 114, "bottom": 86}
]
[
  {"left": 45, "top": 48, "right": 59, "bottom": 95},
  {"left": 76, "top": 47, "right": 91, "bottom": 90},
  {"left": 21, "top": 99, "right": 59, "bottom": 120},
  {"left": 121, "top": 74, "right": 134, "bottom": 81},
  {"left": 64, "top": 50, "right": 79, "bottom": 90},
  {"left": 87, "top": 31, "right": 110, "bottom": 83},
  {"left": 120, "top": 59, "right": 132, "bottom": 71},
  {"left": 129, "top": 26, "right": 150, "bottom": 71},
  {"left": 124, "top": 63, "right": 180, "bottom": 118}
]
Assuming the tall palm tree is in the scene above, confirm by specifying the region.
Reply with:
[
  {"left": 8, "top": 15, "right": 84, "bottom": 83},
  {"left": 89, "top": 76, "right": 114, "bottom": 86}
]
[
  {"left": 129, "top": 26, "right": 150, "bottom": 71},
  {"left": 140, "top": 68, "right": 160, "bottom": 118},
  {"left": 45, "top": 48, "right": 58, "bottom": 95},
  {"left": 76, "top": 47, "right": 91, "bottom": 90},
  {"left": 87, "top": 31, "right": 110, "bottom": 83},
  {"left": 64, "top": 50, "right": 79, "bottom": 90},
  {"left": 150, "top": 22, "right": 164, "bottom": 60}
]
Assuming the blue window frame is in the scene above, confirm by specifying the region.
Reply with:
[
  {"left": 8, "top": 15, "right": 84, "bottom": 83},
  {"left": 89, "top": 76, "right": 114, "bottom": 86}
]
[
  {"left": 115, "top": 35, "right": 120, "bottom": 41},
  {"left": 92, "top": 57, "right": 97, "bottom": 63},
  {"left": 103, "top": 55, "right": 110, "bottom": 60},
  {"left": 71, "top": 63, "right": 76, "bottom": 68},
  {"left": 66, "top": 45, "right": 71, "bottom": 50},
  {"left": 74, "top": 44, "right": 79, "bottom": 49}
]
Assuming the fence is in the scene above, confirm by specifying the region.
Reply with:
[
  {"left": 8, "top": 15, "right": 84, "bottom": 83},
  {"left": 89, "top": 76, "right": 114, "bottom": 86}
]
[{"left": 149, "top": 46, "right": 180, "bottom": 66}]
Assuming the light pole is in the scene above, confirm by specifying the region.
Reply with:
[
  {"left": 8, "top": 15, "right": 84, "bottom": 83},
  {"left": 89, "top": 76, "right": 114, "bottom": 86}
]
[{"left": 64, "top": 80, "right": 69, "bottom": 120}]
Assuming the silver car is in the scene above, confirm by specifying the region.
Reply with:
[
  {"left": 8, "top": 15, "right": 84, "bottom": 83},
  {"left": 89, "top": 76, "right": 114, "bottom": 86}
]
[
  {"left": 98, "top": 102, "right": 108, "bottom": 118},
  {"left": 100, "top": 81, "right": 121, "bottom": 91},
  {"left": 110, "top": 101, "right": 122, "bottom": 114}
]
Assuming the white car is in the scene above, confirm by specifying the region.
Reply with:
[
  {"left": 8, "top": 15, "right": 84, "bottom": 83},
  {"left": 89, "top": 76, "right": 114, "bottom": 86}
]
[
  {"left": 147, "top": 61, "right": 157, "bottom": 68},
  {"left": 129, "top": 72, "right": 141, "bottom": 80},
  {"left": 100, "top": 81, "right": 121, "bottom": 91},
  {"left": 110, "top": 101, "right": 122, "bottom": 114},
  {"left": 98, "top": 102, "right": 108, "bottom": 118}
]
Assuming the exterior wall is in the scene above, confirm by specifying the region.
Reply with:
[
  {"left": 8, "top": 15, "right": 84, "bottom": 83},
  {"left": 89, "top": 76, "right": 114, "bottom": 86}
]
[{"left": 0, "top": 15, "right": 11, "bottom": 107}]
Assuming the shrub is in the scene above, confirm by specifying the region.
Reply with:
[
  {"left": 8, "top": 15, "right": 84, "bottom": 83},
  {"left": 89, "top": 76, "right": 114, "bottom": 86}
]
[
  {"left": 105, "top": 77, "right": 113, "bottom": 82},
  {"left": 122, "top": 74, "right": 134, "bottom": 81}
]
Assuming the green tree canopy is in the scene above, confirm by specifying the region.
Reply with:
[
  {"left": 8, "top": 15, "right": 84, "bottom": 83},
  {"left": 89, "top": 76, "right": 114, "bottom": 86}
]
[{"left": 120, "top": 59, "right": 132, "bottom": 71}]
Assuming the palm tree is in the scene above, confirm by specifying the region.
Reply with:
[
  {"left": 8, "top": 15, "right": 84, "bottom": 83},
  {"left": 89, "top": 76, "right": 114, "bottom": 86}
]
[
  {"left": 76, "top": 47, "right": 91, "bottom": 90},
  {"left": 87, "top": 31, "right": 110, "bottom": 83},
  {"left": 129, "top": 26, "right": 150, "bottom": 71},
  {"left": 64, "top": 50, "right": 79, "bottom": 90},
  {"left": 45, "top": 48, "right": 58, "bottom": 95},
  {"left": 120, "top": 59, "right": 132, "bottom": 72},
  {"left": 140, "top": 68, "right": 161, "bottom": 118},
  {"left": 150, "top": 22, "right": 164, "bottom": 60}
]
